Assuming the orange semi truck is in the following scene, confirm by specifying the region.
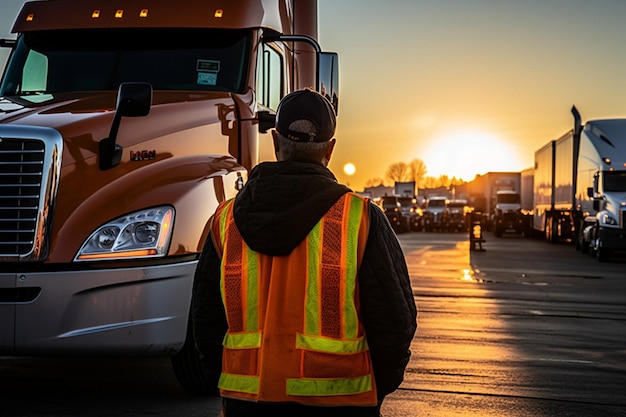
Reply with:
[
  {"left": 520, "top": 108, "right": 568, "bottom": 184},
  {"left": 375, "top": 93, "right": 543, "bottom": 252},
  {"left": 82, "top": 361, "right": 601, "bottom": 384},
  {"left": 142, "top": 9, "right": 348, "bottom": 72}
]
[{"left": 0, "top": 0, "right": 338, "bottom": 393}]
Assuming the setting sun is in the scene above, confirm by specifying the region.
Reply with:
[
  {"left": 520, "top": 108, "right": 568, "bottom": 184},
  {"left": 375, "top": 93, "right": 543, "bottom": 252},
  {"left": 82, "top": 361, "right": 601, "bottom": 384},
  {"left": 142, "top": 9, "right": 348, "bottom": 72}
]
[
  {"left": 343, "top": 163, "right": 356, "bottom": 176},
  {"left": 419, "top": 130, "right": 525, "bottom": 181}
]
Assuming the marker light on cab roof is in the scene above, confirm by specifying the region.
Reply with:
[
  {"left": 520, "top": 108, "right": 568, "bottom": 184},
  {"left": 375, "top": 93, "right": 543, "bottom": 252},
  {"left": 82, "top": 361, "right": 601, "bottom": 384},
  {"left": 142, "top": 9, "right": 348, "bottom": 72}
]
[
  {"left": 92, "top": 10, "right": 100, "bottom": 18},
  {"left": 140, "top": 9, "right": 149, "bottom": 18},
  {"left": 115, "top": 10, "right": 124, "bottom": 18},
  {"left": 215, "top": 9, "right": 224, "bottom": 18},
  {"left": 26, "top": 13, "right": 34, "bottom": 22}
]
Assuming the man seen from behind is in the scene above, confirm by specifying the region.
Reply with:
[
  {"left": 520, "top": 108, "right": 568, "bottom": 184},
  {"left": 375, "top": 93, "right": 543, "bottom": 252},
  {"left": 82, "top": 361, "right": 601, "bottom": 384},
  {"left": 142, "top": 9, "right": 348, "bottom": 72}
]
[{"left": 193, "top": 88, "right": 417, "bottom": 417}]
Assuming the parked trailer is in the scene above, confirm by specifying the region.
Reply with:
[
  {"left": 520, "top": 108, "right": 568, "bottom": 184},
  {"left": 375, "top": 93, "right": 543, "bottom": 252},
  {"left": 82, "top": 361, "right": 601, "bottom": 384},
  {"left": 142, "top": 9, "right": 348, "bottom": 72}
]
[
  {"left": 533, "top": 134, "right": 575, "bottom": 242},
  {"left": 520, "top": 167, "right": 534, "bottom": 234},
  {"left": 532, "top": 106, "right": 626, "bottom": 261}
]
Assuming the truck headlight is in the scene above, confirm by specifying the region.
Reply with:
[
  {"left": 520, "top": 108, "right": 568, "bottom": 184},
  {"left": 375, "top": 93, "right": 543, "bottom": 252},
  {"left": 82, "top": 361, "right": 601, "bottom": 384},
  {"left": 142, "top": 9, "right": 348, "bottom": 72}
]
[{"left": 75, "top": 206, "right": 174, "bottom": 261}]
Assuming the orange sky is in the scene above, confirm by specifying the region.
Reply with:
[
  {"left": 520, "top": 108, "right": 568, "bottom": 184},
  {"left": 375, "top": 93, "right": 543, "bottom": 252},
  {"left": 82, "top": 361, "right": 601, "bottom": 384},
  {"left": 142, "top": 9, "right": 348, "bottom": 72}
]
[
  {"left": 3, "top": 1, "right": 626, "bottom": 191},
  {"left": 318, "top": 1, "right": 626, "bottom": 190}
]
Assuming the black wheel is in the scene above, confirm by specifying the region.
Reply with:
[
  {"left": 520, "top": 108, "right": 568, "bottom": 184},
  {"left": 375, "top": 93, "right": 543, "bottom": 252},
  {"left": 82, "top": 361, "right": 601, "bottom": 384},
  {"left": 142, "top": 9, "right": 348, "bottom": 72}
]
[
  {"left": 402, "top": 218, "right": 411, "bottom": 233},
  {"left": 580, "top": 234, "right": 589, "bottom": 254},
  {"left": 596, "top": 243, "right": 611, "bottom": 262},
  {"left": 171, "top": 241, "right": 222, "bottom": 396},
  {"left": 546, "top": 218, "right": 559, "bottom": 244},
  {"left": 170, "top": 314, "right": 220, "bottom": 395}
]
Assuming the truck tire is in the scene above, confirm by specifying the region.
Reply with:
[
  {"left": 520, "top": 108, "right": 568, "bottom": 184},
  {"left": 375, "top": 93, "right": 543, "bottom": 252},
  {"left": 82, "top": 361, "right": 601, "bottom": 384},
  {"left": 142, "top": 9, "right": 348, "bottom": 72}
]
[
  {"left": 576, "top": 222, "right": 590, "bottom": 254},
  {"left": 170, "top": 316, "right": 220, "bottom": 395},
  {"left": 596, "top": 242, "right": 611, "bottom": 262},
  {"left": 546, "top": 218, "right": 559, "bottom": 244},
  {"left": 171, "top": 240, "right": 221, "bottom": 396}
]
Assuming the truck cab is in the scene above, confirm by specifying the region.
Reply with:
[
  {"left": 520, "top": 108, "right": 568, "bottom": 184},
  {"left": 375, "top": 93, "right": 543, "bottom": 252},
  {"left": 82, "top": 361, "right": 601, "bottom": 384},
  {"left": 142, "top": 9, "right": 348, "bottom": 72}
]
[
  {"left": 492, "top": 190, "right": 524, "bottom": 237},
  {"left": 423, "top": 196, "right": 447, "bottom": 232},
  {"left": 445, "top": 199, "right": 470, "bottom": 232},
  {"left": 380, "top": 195, "right": 411, "bottom": 233},
  {"left": 398, "top": 195, "right": 423, "bottom": 231},
  {"left": 575, "top": 119, "right": 626, "bottom": 261},
  {"left": 0, "top": 0, "right": 338, "bottom": 394}
]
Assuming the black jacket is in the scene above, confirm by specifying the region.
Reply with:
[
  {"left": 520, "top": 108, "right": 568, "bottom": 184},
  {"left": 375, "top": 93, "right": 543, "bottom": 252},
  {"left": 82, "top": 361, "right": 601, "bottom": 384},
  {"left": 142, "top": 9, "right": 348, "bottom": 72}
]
[{"left": 192, "top": 161, "right": 417, "bottom": 407}]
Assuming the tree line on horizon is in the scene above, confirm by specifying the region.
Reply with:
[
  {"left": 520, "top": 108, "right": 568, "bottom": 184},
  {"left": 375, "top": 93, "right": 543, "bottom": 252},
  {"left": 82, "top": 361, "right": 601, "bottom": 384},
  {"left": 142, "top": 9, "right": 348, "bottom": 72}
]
[{"left": 364, "top": 158, "right": 467, "bottom": 189}]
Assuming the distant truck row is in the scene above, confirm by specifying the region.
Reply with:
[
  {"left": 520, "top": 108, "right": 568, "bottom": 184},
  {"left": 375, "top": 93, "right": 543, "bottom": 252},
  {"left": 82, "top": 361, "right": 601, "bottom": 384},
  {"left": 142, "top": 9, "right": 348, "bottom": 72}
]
[
  {"left": 467, "top": 106, "right": 626, "bottom": 262},
  {"left": 530, "top": 107, "right": 626, "bottom": 261},
  {"left": 378, "top": 192, "right": 472, "bottom": 234},
  {"left": 375, "top": 106, "right": 625, "bottom": 262}
]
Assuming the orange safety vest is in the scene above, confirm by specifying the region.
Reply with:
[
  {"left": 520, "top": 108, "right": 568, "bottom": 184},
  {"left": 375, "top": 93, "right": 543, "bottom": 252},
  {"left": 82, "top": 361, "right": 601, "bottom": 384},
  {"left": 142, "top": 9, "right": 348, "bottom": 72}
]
[{"left": 211, "top": 192, "right": 378, "bottom": 406}]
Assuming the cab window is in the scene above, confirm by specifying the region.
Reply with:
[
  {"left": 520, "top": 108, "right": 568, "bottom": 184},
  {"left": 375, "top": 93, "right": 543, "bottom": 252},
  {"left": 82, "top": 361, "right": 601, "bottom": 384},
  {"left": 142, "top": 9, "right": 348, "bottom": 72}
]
[{"left": 256, "top": 42, "right": 283, "bottom": 110}]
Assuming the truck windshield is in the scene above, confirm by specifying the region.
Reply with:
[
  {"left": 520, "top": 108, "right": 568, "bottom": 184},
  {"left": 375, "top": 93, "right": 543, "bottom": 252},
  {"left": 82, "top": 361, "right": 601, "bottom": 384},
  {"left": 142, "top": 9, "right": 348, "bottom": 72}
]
[
  {"left": 604, "top": 171, "right": 626, "bottom": 192},
  {"left": 427, "top": 200, "right": 446, "bottom": 208},
  {"left": 382, "top": 197, "right": 399, "bottom": 209},
  {"left": 497, "top": 193, "right": 520, "bottom": 204},
  {"left": 0, "top": 28, "right": 250, "bottom": 97}
]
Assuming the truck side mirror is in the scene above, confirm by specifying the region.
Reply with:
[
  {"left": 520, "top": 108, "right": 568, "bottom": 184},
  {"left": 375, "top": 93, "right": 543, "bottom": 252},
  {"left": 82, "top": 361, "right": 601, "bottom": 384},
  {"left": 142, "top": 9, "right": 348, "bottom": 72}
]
[
  {"left": 318, "top": 52, "right": 339, "bottom": 115},
  {"left": 0, "top": 39, "right": 16, "bottom": 49},
  {"left": 116, "top": 82, "right": 152, "bottom": 117},
  {"left": 257, "top": 110, "right": 275, "bottom": 133},
  {"left": 99, "top": 82, "right": 152, "bottom": 170},
  {"left": 587, "top": 187, "right": 593, "bottom": 198}
]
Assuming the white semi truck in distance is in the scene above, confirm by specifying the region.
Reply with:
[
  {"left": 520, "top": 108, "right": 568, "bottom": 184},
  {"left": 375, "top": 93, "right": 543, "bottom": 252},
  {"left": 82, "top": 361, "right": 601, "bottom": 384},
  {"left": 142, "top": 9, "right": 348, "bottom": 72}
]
[{"left": 533, "top": 106, "right": 626, "bottom": 261}]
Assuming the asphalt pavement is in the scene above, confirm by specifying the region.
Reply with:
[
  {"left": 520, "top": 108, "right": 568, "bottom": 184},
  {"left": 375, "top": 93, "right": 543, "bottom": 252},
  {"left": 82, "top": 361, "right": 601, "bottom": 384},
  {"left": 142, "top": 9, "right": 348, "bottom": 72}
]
[
  {"left": 1, "top": 231, "right": 625, "bottom": 416},
  {"left": 382, "top": 231, "right": 626, "bottom": 417}
]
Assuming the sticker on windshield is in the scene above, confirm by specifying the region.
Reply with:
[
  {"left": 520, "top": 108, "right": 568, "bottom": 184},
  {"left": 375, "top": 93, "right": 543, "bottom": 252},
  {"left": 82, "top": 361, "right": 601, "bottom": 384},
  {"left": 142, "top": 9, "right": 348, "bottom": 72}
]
[
  {"left": 197, "top": 72, "right": 217, "bottom": 85},
  {"left": 197, "top": 59, "right": 220, "bottom": 85}
]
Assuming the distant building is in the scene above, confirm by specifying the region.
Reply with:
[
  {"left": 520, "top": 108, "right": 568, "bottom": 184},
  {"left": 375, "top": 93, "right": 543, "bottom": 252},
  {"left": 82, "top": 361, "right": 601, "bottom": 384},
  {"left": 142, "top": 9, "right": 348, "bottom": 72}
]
[{"left": 363, "top": 184, "right": 394, "bottom": 200}]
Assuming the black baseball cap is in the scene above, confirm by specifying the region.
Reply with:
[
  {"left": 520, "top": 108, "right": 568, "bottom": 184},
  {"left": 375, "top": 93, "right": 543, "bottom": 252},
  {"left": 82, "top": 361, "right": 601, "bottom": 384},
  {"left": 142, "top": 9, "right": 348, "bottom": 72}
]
[{"left": 275, "top": 88, "right": 336, "bottom": 142}]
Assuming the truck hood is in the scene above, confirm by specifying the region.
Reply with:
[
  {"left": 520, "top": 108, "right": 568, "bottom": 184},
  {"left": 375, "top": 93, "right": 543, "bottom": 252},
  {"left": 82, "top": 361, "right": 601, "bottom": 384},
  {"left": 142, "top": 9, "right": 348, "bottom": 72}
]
[
  {"left": 0, "top": 90, "right": 244, "bottom": 261},
  {"left": 0, "top": 91, "right": 238, "bottom": 167},
  {"left": 605, "top": 192, "right": 626, "bottom": 213}
]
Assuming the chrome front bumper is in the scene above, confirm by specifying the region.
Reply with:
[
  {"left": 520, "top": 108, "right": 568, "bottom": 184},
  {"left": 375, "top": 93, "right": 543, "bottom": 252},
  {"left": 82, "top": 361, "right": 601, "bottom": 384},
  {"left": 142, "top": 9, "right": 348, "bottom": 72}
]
[{"left": 0, "top": 260, "right": 197, "bottom": 355}]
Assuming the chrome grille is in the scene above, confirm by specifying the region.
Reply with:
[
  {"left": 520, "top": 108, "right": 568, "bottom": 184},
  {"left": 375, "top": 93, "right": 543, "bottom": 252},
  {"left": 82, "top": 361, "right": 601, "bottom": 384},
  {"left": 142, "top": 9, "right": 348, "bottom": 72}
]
[
  {"left": 0, "top": 125, "right": 62, "bottom": 261},
  {"left": 0, "top": 139, "right": 44, "bottom": 256}
]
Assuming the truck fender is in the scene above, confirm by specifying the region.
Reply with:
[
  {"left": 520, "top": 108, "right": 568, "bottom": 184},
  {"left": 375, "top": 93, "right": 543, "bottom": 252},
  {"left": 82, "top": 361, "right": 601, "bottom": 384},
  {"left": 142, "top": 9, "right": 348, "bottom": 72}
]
[{"left": 53, "top": 155, "right": 246, "bottom": 263}]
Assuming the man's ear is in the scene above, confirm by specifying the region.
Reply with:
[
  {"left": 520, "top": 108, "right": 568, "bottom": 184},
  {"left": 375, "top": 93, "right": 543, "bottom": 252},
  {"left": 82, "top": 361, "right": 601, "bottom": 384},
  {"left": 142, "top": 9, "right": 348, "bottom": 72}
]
[
  {"left": 324, "top": 138, "right": 336, "bottom": 166},
  {"left": 272, "top": 130, "right": 280, "bottom": 153}
]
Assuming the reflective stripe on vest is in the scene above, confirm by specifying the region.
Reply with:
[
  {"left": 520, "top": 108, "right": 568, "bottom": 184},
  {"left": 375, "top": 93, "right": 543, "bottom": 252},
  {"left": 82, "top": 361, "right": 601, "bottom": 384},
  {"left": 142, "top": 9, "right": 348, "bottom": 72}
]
[
  {"left": 216, "top": 193, "right": 373, "bottom": 399},
  {"left": 218, "top": 199, "right": 261, "bottom": 342}
]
